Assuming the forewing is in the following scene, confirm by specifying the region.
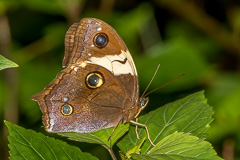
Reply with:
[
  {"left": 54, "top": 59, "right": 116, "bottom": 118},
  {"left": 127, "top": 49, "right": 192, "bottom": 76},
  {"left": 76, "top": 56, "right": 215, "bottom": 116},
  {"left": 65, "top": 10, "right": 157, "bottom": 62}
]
[{"left": 63, "top": 18, "right": 139, "bottom": 101}]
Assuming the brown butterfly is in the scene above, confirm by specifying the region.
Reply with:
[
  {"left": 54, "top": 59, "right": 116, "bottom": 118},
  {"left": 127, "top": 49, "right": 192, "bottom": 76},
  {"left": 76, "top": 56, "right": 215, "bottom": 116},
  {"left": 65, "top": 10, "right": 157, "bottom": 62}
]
[{"left": 32, "top": 18, "right": 154, "bottom": 145}]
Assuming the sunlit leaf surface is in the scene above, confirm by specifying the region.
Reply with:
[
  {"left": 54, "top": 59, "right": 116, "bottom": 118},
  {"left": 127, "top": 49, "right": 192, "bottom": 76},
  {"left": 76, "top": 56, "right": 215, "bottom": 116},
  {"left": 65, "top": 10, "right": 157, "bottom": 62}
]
[{"left": 118, "top": 91, "right": 214, "bottom": 154}]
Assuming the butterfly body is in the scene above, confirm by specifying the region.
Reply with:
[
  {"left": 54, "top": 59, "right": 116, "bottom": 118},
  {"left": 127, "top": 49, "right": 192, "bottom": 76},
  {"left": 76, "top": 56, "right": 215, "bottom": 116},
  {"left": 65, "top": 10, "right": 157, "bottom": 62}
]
[{"left": 32, "top": 18, "right": 148, "bottom": 134}]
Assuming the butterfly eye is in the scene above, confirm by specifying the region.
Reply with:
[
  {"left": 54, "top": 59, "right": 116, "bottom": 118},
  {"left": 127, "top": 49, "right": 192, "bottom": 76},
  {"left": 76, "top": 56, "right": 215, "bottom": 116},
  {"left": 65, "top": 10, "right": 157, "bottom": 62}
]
[
  {"left": 86, "top": 72, "right": 104, "bottom": 88},
  {"left": 141, "top": 100, "right": 145, "bottom": 107},
  {"left": 93, "top": 33, "right": 108, "bottom": 48},
  {"left": 61, "top": 104, "right": 73, "bottom": 116},
  {"left": 140, "top": 97, "right": 149, "bottom": 108}
]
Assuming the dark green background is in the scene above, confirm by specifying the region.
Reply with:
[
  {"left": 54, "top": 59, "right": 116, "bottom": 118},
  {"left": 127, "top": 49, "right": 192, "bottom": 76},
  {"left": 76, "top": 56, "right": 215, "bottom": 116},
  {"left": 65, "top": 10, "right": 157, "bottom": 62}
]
[{"left": 1, "top": 0, "right": 240, "bottom": 159}]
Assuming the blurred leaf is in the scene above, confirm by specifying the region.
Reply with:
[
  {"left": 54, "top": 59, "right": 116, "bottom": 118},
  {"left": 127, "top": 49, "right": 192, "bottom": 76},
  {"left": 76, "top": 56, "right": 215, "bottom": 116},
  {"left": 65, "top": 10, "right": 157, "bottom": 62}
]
[
  {"left": 5, "top": 121, "right": 98, "bottom": 160},
  {"left": 166, "top": 20, "right": 221, "bottom": 57},
  {"left": 12, "top": 22, "right": 67, "bottom": 64},
  {"left": 59, "top": 123, "right": 129, "bottom": 149},
  {"left": 206, "top": 73, "right": 240, "bottom": 107},
  {"left": 208, "top": 84, "right": 240, "bottom": 142},
  {"left": 112, "top": 3, "right": 155, "bottom": 54},
  {"left": 131, "top": 132, "right": 222, "bottom": 160},
  {"left": 135, "top": 20, "right": 220, "bottom": 93},
  {"left": 12, "top": 0, "right": 62, "bottom": 15},
  {"left": 0, "top": 1, "right": 8, "bottom": 14},
  {"left": 136, "top": 38, "right": 209, "bottom": 92},
  {"left": 43, "top": 22, "right": 67, "bottom": 46},
  {"left": 0, "top": 54, "right": 18, "bottom": 70},
  {"left": 206, "top": 73, "right": 240, "bottom": 142},
  {"left": 227, "top": 6, "right": 240, "bottom": 36},
  {"left": 118, "top": 91, "right": 213, "bottom": 154}
]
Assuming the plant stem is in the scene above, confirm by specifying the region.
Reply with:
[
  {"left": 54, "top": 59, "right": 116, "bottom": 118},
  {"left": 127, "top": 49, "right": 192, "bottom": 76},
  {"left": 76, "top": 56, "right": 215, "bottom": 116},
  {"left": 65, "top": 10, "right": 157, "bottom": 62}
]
[{"left": 108, "top": 147, "right": 117, "bottom": 160}]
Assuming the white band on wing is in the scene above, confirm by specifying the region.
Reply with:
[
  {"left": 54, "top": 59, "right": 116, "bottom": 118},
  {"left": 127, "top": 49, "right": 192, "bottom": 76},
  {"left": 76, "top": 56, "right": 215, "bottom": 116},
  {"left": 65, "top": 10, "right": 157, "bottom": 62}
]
[{"left": 86, "top": 50, "right": 137, "bottom": 76}]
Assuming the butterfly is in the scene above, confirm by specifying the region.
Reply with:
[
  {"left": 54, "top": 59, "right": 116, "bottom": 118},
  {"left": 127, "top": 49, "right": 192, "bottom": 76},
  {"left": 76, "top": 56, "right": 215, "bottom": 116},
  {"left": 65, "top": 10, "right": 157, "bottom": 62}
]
[{"left": 32, "top": 18, "right": 154, "bottom": 145}]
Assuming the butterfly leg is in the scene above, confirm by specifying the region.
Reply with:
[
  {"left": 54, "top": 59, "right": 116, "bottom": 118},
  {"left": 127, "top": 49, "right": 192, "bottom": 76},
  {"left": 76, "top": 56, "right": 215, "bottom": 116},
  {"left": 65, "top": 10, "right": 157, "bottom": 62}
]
[
  {"left": 108, "top": 118, "right": 123, "bottom": 141},
  {"left": 135, "top": 118, "right": 140, "bottom": 140},
  {"left": 130, "top": 120, "right": 155, "bottom": 146}
]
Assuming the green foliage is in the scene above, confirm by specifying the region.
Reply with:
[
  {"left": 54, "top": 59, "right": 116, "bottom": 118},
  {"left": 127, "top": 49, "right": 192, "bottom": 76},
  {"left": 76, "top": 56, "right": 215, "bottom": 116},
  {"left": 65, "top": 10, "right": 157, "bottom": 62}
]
[
  {"left": 5, "top": 121, "right": 98, "bottom": 160},
  {"left": 123, "top": 137, "right": 146, "bottom": 159},
  {"left": 117, "top": 91, "right": 213, "bottom": 154},
  {"left": 131, "top": 132, "right": 222, "bottom": 160},
  {"left": 5, "top": 92, "right": 222, "bottom": 159},
  {"left": 207, "top": 74, "right": 240, "bottom": 142},
  {"left": 59, "top": 123, "right": 129, "bottom": 149},
  {"left": 136, "top": 39, "right": 209, "bottom": 92},
  {"left": 0, "top": 55, "right": 18, "bottom": 70}
]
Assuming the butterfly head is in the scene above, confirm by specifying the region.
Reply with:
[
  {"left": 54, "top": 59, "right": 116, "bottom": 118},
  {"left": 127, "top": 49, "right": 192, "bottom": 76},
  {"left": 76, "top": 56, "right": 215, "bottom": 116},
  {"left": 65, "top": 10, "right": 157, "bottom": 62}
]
[
  {"left": 132, "top": 97, "right": 149, "bottom": 119},
  {"left": 140, "top": 97, "right": 149, "bottom": 110}
]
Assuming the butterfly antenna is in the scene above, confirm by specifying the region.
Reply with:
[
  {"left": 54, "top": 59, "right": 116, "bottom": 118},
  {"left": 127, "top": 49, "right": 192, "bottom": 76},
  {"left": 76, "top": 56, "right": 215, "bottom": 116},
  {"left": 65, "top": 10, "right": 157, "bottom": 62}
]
[
  {"left": 143, "top": 74, "right": 185, "bottom": 97},
  {"left": 140, "top": 64, "right": 160, "bottom": 99}
]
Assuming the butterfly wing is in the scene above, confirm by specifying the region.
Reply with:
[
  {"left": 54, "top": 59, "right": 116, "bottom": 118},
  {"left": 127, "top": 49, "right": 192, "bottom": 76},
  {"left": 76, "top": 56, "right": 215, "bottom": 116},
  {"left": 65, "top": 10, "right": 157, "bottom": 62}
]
[{"left": 32, "top": 18, "right": 140, "bottom": 133}]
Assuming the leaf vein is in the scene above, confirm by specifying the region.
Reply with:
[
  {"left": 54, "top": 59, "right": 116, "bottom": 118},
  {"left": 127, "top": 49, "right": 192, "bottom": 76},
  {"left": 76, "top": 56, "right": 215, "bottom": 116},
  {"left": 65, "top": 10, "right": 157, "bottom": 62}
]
[{"left": 12, "top": 127, "right": 45, "bottom": 160}]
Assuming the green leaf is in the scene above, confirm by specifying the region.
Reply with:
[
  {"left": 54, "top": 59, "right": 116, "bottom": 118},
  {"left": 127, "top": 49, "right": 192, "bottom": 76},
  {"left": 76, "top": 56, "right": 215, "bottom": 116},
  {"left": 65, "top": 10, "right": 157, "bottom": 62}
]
[
  {"left": 131, "top": 132, "right": 222, "bottom": 160},
  {"left": 59, "top": 123, "right": 129, "bottom": 150},
  {"left": 119, "top": 137, "right": 146, "bottom": 160},
  {"left": 0, "top": 54, "right": 18, "bottom": 70},
  {"left": 118, "top": 91, "right": 214, "bottom": 154},
  {"left": 125, "top": 137, "right": 146, "bottom": 158},
  {"left": 5, "top": 121, "right": 98, "bottom": 160}
]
